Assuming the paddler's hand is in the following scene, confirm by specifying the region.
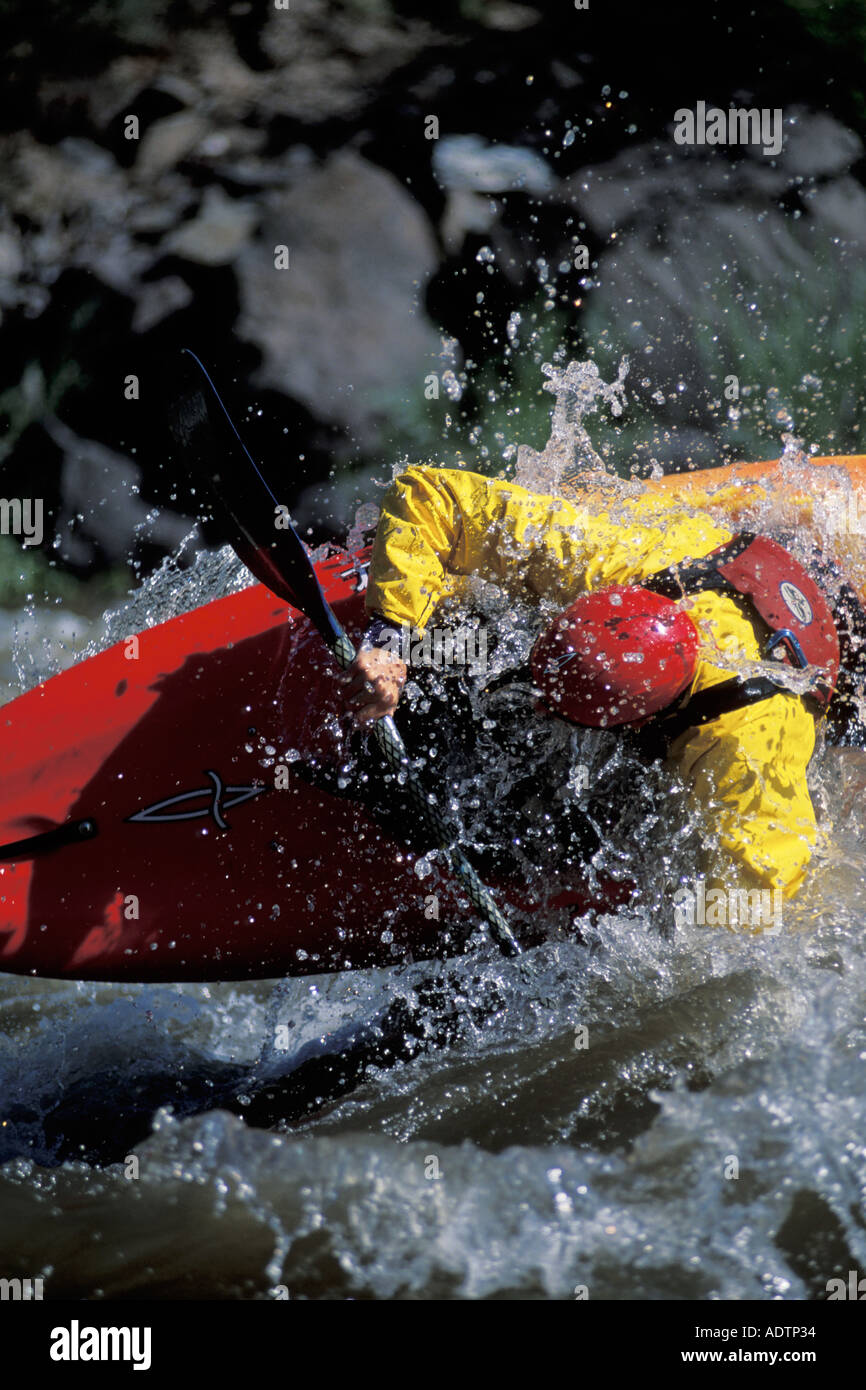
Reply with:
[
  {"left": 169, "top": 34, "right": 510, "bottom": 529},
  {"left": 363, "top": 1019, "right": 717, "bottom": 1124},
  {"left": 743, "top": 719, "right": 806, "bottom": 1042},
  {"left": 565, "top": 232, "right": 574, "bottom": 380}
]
[{"left": 344, "top": 649, "right": 408, "bottom": 725}]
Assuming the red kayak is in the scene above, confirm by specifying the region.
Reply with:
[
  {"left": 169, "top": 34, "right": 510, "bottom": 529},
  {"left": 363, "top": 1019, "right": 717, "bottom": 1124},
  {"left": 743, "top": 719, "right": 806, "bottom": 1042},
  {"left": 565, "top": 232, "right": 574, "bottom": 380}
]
[
  {"left": 11, "top": 445, "right": 863, "bottom": 984},
  {"left": 0, "top": 547, "right": 622, "bottom": 982}
]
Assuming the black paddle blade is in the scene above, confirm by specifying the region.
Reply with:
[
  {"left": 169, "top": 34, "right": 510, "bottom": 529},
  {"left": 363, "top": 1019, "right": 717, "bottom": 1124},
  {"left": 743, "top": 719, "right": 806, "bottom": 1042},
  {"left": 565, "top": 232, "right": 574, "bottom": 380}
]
[
  {"left": 170, "top": 350, "right": 342, "bottom": 647},
  {"left": 169, "top": 355, "right": 521, "bottom": 957}
]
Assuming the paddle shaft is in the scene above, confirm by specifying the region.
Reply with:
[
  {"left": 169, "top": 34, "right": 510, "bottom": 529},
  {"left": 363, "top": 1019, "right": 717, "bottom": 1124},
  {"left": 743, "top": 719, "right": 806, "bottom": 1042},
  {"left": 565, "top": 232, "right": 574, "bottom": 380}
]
[{"left": 175, "top": 351, "right": 522, "bottom": 958}]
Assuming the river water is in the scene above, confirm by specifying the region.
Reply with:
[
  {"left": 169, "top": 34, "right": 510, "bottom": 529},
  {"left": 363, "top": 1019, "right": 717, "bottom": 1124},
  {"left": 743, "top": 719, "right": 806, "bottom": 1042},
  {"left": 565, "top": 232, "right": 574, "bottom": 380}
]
[{"left": 1, "top": 364, "right": 865, "bottom": 1300}]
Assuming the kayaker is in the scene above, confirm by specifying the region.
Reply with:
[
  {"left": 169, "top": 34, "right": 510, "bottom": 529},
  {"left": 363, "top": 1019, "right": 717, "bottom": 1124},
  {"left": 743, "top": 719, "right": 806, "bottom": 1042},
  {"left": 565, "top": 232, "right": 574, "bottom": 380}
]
[{"left": 343, "top": 465, "right": 866, "bottom": 910}]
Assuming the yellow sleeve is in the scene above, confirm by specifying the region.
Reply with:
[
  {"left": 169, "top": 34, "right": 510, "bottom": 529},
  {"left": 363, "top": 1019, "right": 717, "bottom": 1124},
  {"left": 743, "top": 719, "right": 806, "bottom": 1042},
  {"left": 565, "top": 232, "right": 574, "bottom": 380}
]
[
  {"left": 367, "top": 465, "right": 733, "bottom": 629},
  {"left": 670, "top": 694, "right": 817, "bottom": 896}
]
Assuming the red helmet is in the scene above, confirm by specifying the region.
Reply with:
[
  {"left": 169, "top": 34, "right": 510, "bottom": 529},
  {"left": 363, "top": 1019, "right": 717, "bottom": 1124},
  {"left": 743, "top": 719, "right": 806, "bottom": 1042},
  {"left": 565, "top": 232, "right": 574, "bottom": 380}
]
[{"left": 531, "top": 586, "right": 699, "bottom": 727}]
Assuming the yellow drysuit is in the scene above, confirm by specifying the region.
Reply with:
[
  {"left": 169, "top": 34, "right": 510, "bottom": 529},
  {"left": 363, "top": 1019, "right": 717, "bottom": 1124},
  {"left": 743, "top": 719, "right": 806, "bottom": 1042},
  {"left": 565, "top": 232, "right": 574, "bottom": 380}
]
[{"left": 366, "top": 466, "right": 820, "bottom": 899}]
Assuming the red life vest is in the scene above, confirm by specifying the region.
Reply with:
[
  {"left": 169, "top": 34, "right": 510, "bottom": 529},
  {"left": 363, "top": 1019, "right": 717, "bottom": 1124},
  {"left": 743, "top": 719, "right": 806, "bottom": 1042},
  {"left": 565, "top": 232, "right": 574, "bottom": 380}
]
[{"left": 641, "top": 532, "right": 840, "bottom": 716}]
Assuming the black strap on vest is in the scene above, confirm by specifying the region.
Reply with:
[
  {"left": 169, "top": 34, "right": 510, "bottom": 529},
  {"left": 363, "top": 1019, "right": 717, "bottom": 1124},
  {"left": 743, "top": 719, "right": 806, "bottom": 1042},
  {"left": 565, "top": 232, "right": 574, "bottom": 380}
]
[
  {"left": 639, "top": 533, "right": 757, "bottom": 603},
  {"left": 638, "top": 533, "right": 823, "bottom": 749},
  {"left": 646, "top": 676, "right": 801, "bottom": 751}
]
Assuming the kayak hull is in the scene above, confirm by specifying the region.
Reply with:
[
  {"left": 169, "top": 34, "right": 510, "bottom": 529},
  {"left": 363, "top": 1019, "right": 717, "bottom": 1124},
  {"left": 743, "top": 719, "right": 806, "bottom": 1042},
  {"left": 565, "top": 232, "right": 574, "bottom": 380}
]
[{"left": 0, "top": 551, "right": 620, "bottom": 981}]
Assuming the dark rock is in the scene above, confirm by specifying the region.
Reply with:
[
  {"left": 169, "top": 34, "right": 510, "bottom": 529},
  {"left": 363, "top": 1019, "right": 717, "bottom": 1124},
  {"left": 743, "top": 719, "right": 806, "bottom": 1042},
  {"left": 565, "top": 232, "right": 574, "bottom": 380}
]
[
  {"left": 133, "top": 110, "right": 211, "bottom": 183},
  {"left": 131, "top": 275, "right": 194, "bottom": 334},
  {"left": 557, "top": 112, "right": 866, "bottom": 467},
  {"left": 45, "top": 416, "right": 202, "bottom": 569},
  {"left": 125, "top": 180, "right": 198, "bottom": 235},
  {"left": 0, "top": 220, "right": 25, "bottom": 303},
  {"left": 162, "top": 185, "right": 258, "bottom": 267},
  {"left": 236, "top": 150, "right": 441, "bottom": 437},
  {"left": 0, "top": 132, "right": 129, "bottom": 224},
  {"left": 563, "top": 141, "right": 788, "bottom": 239},
  {"left": 433, "top": 134, "right": 556, "bottom": 195},
  {"left": 778, "top": 110, "right": 862, "bottom": 179},
  {"left": 55, "top": 54, "right": 165, "bottom": 133},
  {"left": 433, "top": 133, "right": 556, "bottom": 252},
  {"left": 805, "top": 176, "right": 866, "bottom": 248},
  {"left": 475, "top": 3, "right": 541, "bottom": 31},
  {"left": 256, "top": 0, "right": 443, "bottom": 124}
]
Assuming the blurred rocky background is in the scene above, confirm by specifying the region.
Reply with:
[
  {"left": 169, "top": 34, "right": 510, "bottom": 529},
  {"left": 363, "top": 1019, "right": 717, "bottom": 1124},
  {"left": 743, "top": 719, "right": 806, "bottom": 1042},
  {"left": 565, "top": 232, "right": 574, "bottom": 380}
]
[{"left": 2, "top": 0, "right": 866, "bottom": 616}]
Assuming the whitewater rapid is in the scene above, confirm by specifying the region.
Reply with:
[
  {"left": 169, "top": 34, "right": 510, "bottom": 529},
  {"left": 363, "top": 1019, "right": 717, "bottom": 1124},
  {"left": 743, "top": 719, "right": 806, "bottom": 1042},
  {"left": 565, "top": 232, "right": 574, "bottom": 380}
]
[{"left": 2, "top": 363, "right": 866, "bottom": 1299}]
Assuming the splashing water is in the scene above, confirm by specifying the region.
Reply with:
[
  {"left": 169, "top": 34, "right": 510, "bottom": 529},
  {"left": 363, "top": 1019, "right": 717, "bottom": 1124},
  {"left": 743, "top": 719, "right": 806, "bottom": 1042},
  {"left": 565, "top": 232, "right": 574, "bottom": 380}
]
[
  {"left": 2, "top": 357, "right": 866, "bottom": 1302},
  {"left": 3, "top": 542, "right": 255, "bottom": 699},
  {"left": 514, "top": 357, "right": 629, "bottom": 495}
]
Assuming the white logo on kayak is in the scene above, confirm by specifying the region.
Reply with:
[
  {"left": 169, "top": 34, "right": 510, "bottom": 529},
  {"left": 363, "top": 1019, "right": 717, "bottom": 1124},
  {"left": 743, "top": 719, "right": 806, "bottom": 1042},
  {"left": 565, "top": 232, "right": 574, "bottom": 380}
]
[
  {"left": 339, "top": 560, "right": 370, "bottom": 593},
  {"left": 779, "top": 581, "right": 813, "bottom": 625},
  {"left": 128, "top": 770, "right": 267, "bottom": 831}
]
